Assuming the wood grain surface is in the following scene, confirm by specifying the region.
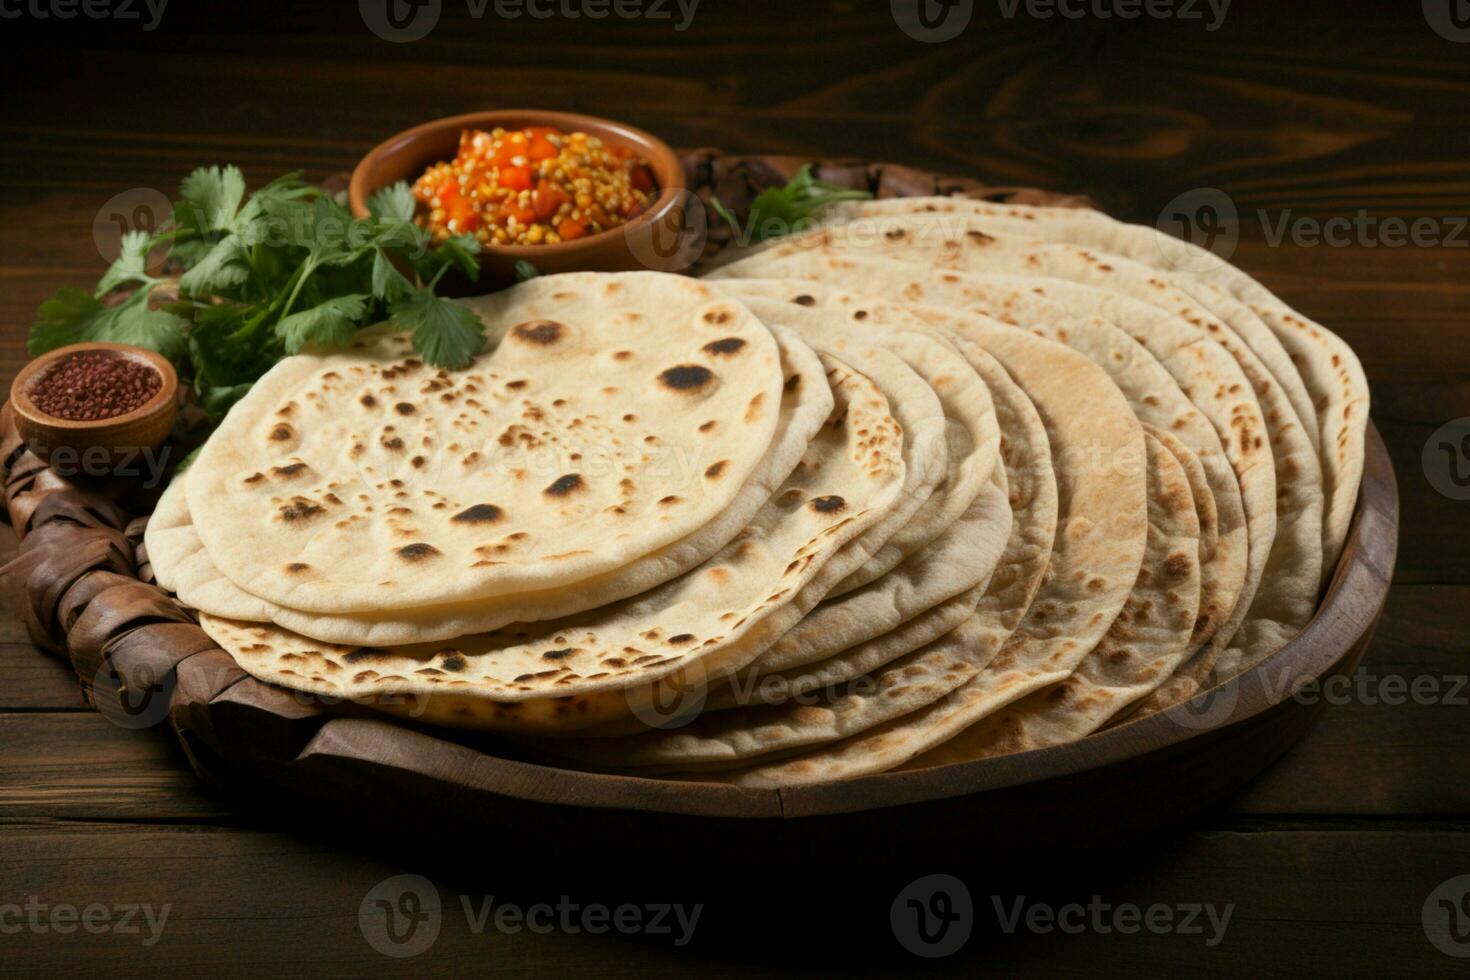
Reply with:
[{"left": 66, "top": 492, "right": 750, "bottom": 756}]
[{"left": 1, "top": 2, "right": 1467, "bottom": 977}]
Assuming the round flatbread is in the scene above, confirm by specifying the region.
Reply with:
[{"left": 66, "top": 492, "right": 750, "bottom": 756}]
[
  {"left": 198, "top": 351, "right": 906, "bottom": 734},
  {"left": 727, "top": 272, "right": 1245, "bottom": 651},
  {"left": 843, "top": 196, "right": 1366, "bottom": 576},
  {"left": 532, "top": 334, "right": 1056, "bottom": 769},
  {"left": 185, "top": 273, "right": 786, "bottom": 614},
  {"left": 711, "top": 251, "right": 1323, "bottom": 691},
  {"left": 695, "top": 283, "right": 1147, "bottom": 787},
  {"left": 721, "top": 290, "right": 1000, "bottom": 595},
  {"left": 841, "top": 198, "right": 1322, "bottom": 458},
  {"left": 904, "top": 429, "right": 1201, "bottom": 764},
  {"left": 148, "top": 322, "right": 834, "bottom": 645}
]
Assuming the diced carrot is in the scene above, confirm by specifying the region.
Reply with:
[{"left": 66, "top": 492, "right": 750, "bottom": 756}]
[
  {"left": 502, "top": 205, "right": 537, "bottom": 225},
  {"left": 449, "top": 201, "right": 480, "bottom": 230},
  {"left": 533, "top": 179, "right": 569, "bottom": 219},
  {"left": 499, "top": 165, "right": 533, "bottom": 191},
  {"left": 558, "top": 219, "right": 587, "bottom": 240},
  {"left": 528, "top": 135, "right": 558, "bottom": 161}
]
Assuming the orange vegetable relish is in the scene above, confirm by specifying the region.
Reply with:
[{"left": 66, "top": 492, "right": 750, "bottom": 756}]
[{"left": 411, "top": 126, "right": 656, "bottom": 246}]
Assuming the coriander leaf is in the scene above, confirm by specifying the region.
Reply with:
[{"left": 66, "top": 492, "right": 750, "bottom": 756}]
[
  {"left": 514, "top": 260, "right": 540, "bottom": 283},
  {"left": 30, "top": 288, "right": 186, "bottom": 362},
  {"left": 177, "top": 165, "right": 247, "bottom": 235},
  {"left": 30, "top": 287, "right": 105, "bottom": 353},
  {"left": 234, "top": 173, "right": 317, "bottom": 257},
  {"left": 390, "top": 291, "right": 484, "bottom": 369},
  {"left": 368, "top": 183, "right": 431, "bottom": 265},
  {"left": 104, "top": 304, "right": 190, "bottom": 361},
  {"left": 187, "top": 303, "right": 271, "bottom": 387},
  {"left": 371, "top": 249, "right": 416, "bottom": 302},
  {"left": 368, "top": 182, "right": 417, "bottom": 223},
  {"left": 236, "top": 171, "right": 314, "bottom": 227},
  {"left": 246, "top": 195, "right": 311, "bottom": 250},
  {"left": 197, "top": 381, "right": 255, "bottom": 421},
  {"left": 432, "top": 234, "right": 482, "bottom": 279},
  {"left": 249, "top": 195, "right": 366, "bottom": 266},
  {"left": 275, "top": 293, "right": 368, "bottom": 353},
  {"left": 246, "top": 237, "right": 295, "bottom": 293},
  {"left": 96, "top": 230, "right": 160, "bottom": 296},
  {"left": 167, "top": 236, "right": 213, "bottom": 267},
  {"left": 744, "top": 164, "right": 871, "bottom": 242},
  {"left": 179, "top": 233, "right": 251, "bottom": 296},
  {"left": 303, "top": 196, "right": 375, "bottom": 268}
]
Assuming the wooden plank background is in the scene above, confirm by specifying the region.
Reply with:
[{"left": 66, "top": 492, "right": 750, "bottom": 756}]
[{"left": 1, "top": 2, "right": 1467, "bottom": 976}]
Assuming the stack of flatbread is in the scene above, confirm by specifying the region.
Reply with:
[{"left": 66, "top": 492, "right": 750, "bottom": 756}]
[{"left": 145, "top": 200, "right": 1369, "bottom": 787}]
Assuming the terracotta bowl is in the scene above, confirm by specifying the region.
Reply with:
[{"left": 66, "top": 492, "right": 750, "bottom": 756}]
[
  {"left": 10, "top": 342, "right": 178, "bottom": 471},
  {"left": 348, "top": 109, "right": 688, "bottom": 290}
]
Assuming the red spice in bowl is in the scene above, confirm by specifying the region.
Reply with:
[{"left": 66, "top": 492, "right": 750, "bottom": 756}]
[
  {"left": 10, "top": 341, "right": 179, "bottom": 467},
  {"left": 30, "top": 351, "right": 162, "bottom": 421}
]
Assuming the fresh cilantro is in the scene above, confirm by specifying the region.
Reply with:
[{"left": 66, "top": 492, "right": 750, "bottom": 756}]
[
  {"left": 367, "top": 182, "right": 417, "bottom": 223},
  {"left": 30, "top": 288, "right": 109, "bottom": 352},
  {"left": 30, "top": 169, "right": 489, "bottom": 424},
  {"left": 276, "top": 293, "right": 369, "bottom": 353},
  {"left": 177, "top": 165, "right": 247, "bottom": 235},
  {"left": 371, "top": 249, "right": 417, "bottom": 303},
  {"left": 95, "top": 303, "right": 190, "bottom": 360},
  {"left": 95, "top": 230, "right": 158, "bottom": 296},
  {"left": 430, "top": 234, "right": 482, "bottom": 280},
  {"left": 710, "top": 165, "right": 871, "bottom": 244},
  {"left": 31, "top": 287, "right": 187, "bottom": 362},
  {"left": 179, "top": 234, "right": 251, "bottom": 295},
  {"left": 391, "top": 289, "right": 484, "bottom": 370},
  {"left": 514, "top": 260, "right": 541, "bottom": 282}
]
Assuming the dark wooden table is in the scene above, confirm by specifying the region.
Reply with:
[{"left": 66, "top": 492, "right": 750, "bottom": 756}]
[{"left": 2, "top": 3, "right": 1467, "bottom": 976}]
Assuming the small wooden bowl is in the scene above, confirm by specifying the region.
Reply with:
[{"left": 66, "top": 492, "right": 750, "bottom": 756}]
[
  {"left": 10, "top": 342, "right": 178, "bottom": 471},
  {"left": 349, "top": 109, "right": 689, "bottom": 290}
]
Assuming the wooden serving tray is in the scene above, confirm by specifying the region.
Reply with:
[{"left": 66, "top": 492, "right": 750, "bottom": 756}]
[{"left": 0, "top": 153, "right": 1398, "bottom": 871}]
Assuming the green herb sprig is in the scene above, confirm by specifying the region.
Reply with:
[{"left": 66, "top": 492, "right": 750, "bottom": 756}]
[
  {"left": 31, "top": 166, "right": 488, "bottom": 420},
  {"left": 710, "top": 165, "right": 871, "bottom": 245}
]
